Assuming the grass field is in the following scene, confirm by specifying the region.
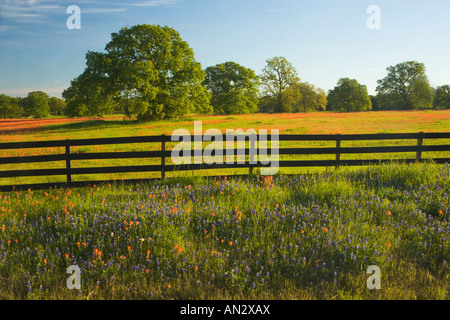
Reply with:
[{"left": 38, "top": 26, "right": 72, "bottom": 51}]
[
  {"left": 0, "top": 110, "right": 449, "bottom": 300},
  {"left": 1, "top": 110, "right": 450, "bottom": 186}
]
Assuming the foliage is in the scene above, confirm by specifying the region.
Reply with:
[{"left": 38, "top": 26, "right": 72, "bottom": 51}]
[
  {"left": 63, "top": 54, "right": 119, "bottom": 117},
  {"left": 203, "top": 61, "right": 260, "bottom": 114},
  {"left": 20, "top": 91, "right": 50, "bottom": 118},
  {"left": 376, "top": 61, "right": 434, "bottom": 110},
  {"left": 434, "top": 85, "right": 450, "bottom": 109},
  {"left": 327, "top": 78, "right": 372, "bottom": 112},
  {"left": 48, "top": 97, "right": 66, "bottom": 116},
  {"left": 64, "top": 24, "right": 212, "bottom": 121},
  {"left": 0, "top": 94, "right": 24, "bottom": 118},
  {"left": 281, "top": 82, "right": 327, "bottom": 113},
  {"left": 260, "top": 57, "right": 300, "bottom": 113}
]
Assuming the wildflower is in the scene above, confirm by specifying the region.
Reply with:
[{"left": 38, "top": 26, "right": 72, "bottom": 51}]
[
  {"left": 438, "top": 210, "right": 443, "bottom": 216},
  {"left": 65, "top": 253, "right": 69, "bottom": 259},
  {"left": 323, "top": 227, "right": 329, "bottom": 233},
  {"left": 387, "top": 211, "right": 392, "bottom": 216},
  {"left": 228, "top": 241, "right": 233, "bottom": 246},
  {"left": 387, "top": 243, "right": 391, "bottom": 248},
  {"left": 145, "top": 269, "right": 149, "bottom": 274}
]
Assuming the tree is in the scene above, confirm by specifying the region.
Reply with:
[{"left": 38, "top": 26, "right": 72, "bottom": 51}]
[
  {"left": 369, "top": 95, "right": 379, "bottom": 111},
  {"left": 327, "top": 78, "right": 372, "bottom": 112},
  {"left": 410, "top": 76, "right": 434, "bottom": 110},
  {"left": 64, "top": 24, "right": 212, "bottom": 121},
  {"left": 260, "top": 57, "right": 300, "bottom": 113},
  {"left": 434, "top": 85, "right": 450, "bottom": 109},
  {"left": 282, "top": 82, "right": 327, "bottom": 113},
  {"left": 375, "top": 92, "right": 404, "bottom": 110},
  {"left": 0, "top": 94, "right": 24, "bottom": 118},
  {"left": 63, "top": 69, "right": 115, "bottom": 117},
  {"left": 49, "top": 97, "right": 66, "bottom": 116},
  {"left": 20, "top": 91, "right": 50, "bottom": 118},
  {"left": 203, "top": 61, "right": 260, "bottom": 114},
  {"left": 376, "top": 61, "right": 433, "bottom": 110}
]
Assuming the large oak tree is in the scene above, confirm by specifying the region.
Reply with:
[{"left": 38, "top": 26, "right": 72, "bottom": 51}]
[
  {"left": 63, "top": 24, "right": 212, "bottom": 120},
  {"left": 376, "top": 61, "right": 434, "bottom": 110}
]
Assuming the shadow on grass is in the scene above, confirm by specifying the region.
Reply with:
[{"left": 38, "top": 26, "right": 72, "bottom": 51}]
[{"left": 44, "top": 119, "right": 140, "bottom": 132}]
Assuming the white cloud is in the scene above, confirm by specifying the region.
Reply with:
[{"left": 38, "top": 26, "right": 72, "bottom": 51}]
[
  {"left": 0, "top": 0, "right": 64, "bottom": 22},
  {"left": 82, "top": 8, "right": 127, "bottom": 14},
  {"left": 130, "top": 0, "right": 178, "bottom": 7},
  {"left": 119, "top": 0, "right": 179, "bottom": 7}
]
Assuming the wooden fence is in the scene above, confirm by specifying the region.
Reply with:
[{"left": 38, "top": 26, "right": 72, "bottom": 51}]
[{"left": 0, "top": 131, "right": 450, "bottom": 191}]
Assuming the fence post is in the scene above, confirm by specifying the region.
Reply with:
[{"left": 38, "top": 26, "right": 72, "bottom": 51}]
[
  {"left": 161, "top": 134, "right": 166, "bottom": 180},
  {"left": 416, "top": 131, "right": 424, "bottom": 162},
  {"left": 249, "top": 136, "right": 255, "bottom": 176},
  {"left": 335, "top": 134, "right": 341, "bottom": 169},
  {"left": 65, "top": 140, "right": 72, "bottom": 185}
]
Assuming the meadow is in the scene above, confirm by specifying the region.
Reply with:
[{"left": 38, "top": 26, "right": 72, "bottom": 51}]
[
  {"left": 0, "top": 163, "right": 449, "bottom": 299},
  {"left": 0, "top": 110, "right": 449, "bottom": 300},
  {"left": 1, "top": 110, "right": 450, "bottom": 186}
]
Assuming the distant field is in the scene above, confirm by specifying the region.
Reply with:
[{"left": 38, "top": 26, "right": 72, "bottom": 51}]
[
  {"left": 1, "top": 110, "right": 450, "bottom": 185},
  {"left": 1, "top": 111, "right": 450, "bottom": 139}
]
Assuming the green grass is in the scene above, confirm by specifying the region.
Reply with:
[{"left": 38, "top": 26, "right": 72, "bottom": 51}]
[
  {"left": 0, "top": 111, "right": 449, "bottom": 300},
  {"left": 1, "top": 111, "right": 450, "bottom": 186},
  {"left": 0, "top": 162, "right": 449, "bottom": 299}
]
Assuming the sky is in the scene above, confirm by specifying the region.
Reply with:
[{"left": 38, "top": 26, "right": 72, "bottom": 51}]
[{"left": 0, "top": 0, "right": 449, "bottom": 98}]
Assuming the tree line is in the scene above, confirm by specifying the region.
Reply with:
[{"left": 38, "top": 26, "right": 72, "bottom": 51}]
[
  {"left": 0, "top": 92, "right": 65, "bottom": 119},
  {"left": 1, "top": 24, "right": 449, "bottom": 120}
]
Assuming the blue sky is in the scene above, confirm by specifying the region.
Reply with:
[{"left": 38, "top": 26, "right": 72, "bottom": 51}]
[{"left": 1, "top": 0, "right": 449, "bottom": 98}]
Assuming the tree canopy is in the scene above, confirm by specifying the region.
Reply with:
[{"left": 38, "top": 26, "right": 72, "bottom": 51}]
[
  {"left": 433, "top": 85, "right": 450, "bottom": 109},
  {"left": 260, "top": 57, "right": 300, "bottom": 113},
  {"left": 281, "top": 82, "right": 327, "bottom": 113},
  {"left": 327, "top": 78, "right": 372, "bottom": 112},
  {"left": 49, "top": 97, "right": 66, "bottom": 116},
  {"left": 376, "top": 61, "right": 433, "bottom": 110},
  {"left": 63, "top": 24, "right": 212, "bottom": 120},
  {"left": 20, "top": 91, "right": 50, "bottom": 118},
  {"left": 0, "top": 94, "right": 24, "bottom": 119},
  {"left": 203, "top": 61, "right": 260, "bottom": 114}
]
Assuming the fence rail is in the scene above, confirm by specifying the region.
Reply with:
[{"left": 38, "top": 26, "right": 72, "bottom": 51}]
[{"left": 1, "top": 131, "right": 449, "bottom": 191}]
